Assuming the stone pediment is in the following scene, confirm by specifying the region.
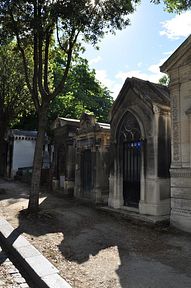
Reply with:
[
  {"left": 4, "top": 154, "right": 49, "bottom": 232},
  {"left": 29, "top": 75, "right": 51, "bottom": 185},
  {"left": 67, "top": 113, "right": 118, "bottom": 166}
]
[
  {"left": 160, "top": 35, "right": 191, "bottom": 73},
  {"left": 110, "top": 77, "right": 170, "bottom": 120}
]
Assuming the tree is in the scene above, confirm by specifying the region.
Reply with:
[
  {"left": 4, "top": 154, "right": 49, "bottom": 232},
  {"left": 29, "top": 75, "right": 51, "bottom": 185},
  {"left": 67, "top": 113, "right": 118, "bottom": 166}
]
[
  {"left": 14, "top": 54, "right": 113, "bottom": 130},
  {"left": 50, "top": 54, "right": 113, "bottom": 123},
  {"left": 158, "top": 75, "right": 170, "bottom": 86},
  {"left": 0, "top": 42, "right": 33, "bottom": 176},
  {"left": 152, "top": 0, "right": 191, "bottom": 12},
  {"left": 0, "top": 0, "right": 139, "bottom": 213}
]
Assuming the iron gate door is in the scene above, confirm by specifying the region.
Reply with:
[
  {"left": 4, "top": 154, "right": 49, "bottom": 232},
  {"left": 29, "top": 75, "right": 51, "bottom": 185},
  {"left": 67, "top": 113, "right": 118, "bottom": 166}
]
[
  {"left": 123, "top": 140, "right": 142, "bottom": 208},
  {"left": 81, "top": 149, "right": 92, "bottom": 198}
]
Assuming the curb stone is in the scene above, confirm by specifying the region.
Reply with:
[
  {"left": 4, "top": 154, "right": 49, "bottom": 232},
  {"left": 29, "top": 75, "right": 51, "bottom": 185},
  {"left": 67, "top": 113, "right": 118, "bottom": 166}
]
[{"left": 0, "top": 218, "right": 72, "bottom": 288}]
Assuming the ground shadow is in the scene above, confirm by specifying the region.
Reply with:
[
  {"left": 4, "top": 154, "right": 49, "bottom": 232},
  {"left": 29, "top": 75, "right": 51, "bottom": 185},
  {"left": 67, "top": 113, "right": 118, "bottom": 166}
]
[
  {"left": 17, "top": 192, "right": 191, "bottom": 288},
  {"left": 0, "top": 179, "right": 30, "bottom": 202},
  {"left": 1, "top": 178, "right": 191, "bottom": 287}
]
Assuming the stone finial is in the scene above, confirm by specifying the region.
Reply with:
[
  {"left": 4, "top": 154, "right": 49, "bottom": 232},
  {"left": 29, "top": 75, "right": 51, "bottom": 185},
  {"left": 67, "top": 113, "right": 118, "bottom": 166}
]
[{"left": 80, "top": 112, "right": 96, "bottom": 129}]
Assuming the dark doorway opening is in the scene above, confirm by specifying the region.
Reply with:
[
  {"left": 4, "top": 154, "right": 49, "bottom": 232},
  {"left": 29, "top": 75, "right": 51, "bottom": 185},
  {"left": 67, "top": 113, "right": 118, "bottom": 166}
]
[
  {"left": 118, "top": 111, "right": 143, "bottom": 208},
  {"left": 123, "top": 140, "right": 142, "bottom": 207},
  {"left": 81, "top": 149, "right": 92, "bottom": 198}
]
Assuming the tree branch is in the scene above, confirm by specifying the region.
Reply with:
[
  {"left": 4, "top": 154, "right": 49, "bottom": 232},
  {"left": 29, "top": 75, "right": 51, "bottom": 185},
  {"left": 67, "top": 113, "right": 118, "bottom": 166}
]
[
  {"left": 9, "top": 9, "right": 34, "bottom": 103},
  {"left": 32, "top": 1, "right": 40, "bottom": 110},
  {"left": 44, "top": 27, "right": 52, "bottom": 95},
  {"left": 37, "top": 2, "right": 48, "bottom": 101}
]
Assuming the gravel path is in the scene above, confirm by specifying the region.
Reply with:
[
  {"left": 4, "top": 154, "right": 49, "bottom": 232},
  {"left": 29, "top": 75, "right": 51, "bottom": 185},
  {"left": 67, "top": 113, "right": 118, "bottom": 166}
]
[{"left": 1, "top": 179, "right": 191, "bottom": 288}]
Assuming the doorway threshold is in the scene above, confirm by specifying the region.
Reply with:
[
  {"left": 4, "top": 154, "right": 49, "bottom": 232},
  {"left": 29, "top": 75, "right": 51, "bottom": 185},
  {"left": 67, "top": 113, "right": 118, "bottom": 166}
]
[{"left": 98, "top": 206, "right": 170, "bottom": 226}]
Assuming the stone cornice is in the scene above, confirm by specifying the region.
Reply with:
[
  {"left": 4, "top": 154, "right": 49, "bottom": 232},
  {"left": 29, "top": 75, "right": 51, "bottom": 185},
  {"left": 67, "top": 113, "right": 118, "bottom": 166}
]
[{"left": 170, "top": 168, "right": 191, "bottom": 177}]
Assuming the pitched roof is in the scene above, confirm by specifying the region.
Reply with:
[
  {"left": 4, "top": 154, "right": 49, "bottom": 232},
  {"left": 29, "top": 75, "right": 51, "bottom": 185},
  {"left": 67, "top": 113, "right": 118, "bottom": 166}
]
[
  {"left": 160, "top": 34, "right": 191, "bottom": 73},
  {"left": 111, "top": 77, "right": 170, "bottom": 116}
]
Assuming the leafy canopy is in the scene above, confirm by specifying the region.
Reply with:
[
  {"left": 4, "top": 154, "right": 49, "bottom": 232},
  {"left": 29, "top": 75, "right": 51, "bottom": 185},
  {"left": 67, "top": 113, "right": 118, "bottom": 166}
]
[
  {"left": 0, "top": 0, "right": 139, "bottom": 112},
  {"left": 152, "top": 0, "right": 191, "bottom": 12},
  {"left": 0, "top": 42, "right": 33, "bottom": 128},
  {"left": 50, "top": 52, "right": 113, "bottom": 123}
]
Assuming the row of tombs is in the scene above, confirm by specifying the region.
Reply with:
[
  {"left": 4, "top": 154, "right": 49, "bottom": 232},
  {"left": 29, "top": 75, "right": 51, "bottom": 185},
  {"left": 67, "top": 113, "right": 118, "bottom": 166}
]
[
  {"left": 52, "top": 76, "right": 171, "bottom": 222},
  {"left": 6, "top": 35, "right": 191, "bottom": 233},
  {"left": 53, "top": 34, "right": 191, "bottom": 233}
]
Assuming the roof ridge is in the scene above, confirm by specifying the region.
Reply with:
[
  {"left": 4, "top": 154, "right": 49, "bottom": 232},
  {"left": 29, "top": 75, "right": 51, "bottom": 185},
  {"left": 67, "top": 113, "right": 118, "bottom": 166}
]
[{"left": 146, "top": 81, "right": 170, "bottom": 102}]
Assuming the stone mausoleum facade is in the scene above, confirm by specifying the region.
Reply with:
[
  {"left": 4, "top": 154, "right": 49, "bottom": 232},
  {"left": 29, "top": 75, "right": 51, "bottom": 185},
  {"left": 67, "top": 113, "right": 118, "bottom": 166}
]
[
  {"left": 52, "top": 117, "right": 80, "bottom": 195},
  {"left": 74, "top": 113, "right": 110, "bottom": 204},
  {"left": 161, "top": 35, "right": 191, "bottom": 232},
  {"left": 108, "top": 77, "right": 171, "bottom": 218},
  {"left": 51, "top": 35, "right": 191, "bottom": 233}
]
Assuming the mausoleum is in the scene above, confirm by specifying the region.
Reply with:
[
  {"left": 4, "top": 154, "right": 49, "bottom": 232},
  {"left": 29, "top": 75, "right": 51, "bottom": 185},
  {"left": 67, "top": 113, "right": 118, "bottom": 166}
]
[
  {"left": 160, "top": 35, "right": 191, "bottom": 232},
  {"left": 52, "top": 117, "right": 80, "bottom": 195},
  {"left": 108, "top": 77, "right": 171, "bottom": 219},
  {"left": 74, "top": 113, "right": 110, "bottom": 204}
]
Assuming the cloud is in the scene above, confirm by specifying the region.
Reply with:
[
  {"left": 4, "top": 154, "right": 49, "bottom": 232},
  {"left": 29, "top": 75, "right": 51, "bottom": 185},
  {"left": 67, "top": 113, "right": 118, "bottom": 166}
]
[
  {"left": 89, "top": 55, "right": 102, "bottom": 66},
  {"left": 116, "top": 58, "right": 166, "bottom": 84},
  {"left": 95, "top": 69, "right": 122, "bottom": 99},
  {"left": 137, "top": 62, "right": 142, "bottom": 68},
  {"left": 160, "top": 11, "right": 191, "bottom": 39},
  {"left": 94, "top": 58, "right": 168, "bottom": 99}
]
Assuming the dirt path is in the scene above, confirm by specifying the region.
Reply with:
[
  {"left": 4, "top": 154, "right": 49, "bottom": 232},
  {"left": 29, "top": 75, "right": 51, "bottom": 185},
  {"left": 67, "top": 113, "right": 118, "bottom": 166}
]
[{"left": 1, "top": 179, "right": 191, "bottom": 288}]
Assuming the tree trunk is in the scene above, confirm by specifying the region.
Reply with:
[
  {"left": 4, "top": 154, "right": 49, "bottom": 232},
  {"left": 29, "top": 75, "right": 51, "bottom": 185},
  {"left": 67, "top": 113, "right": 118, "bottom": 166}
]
[
  {"left": 0, "top": 122, "right": 8, "bottom": 177},
  {"left": 28, "top": 105, "right": 48, "bottom": 213}
]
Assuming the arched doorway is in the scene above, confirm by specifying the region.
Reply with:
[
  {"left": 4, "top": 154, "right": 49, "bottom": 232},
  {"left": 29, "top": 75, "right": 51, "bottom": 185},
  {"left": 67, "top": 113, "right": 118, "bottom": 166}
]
[
  {"left": 81, "top": 149, "right": 92, "bottom": 198},
  {"left": 119, "top": 112, "right": 143, "bottom": 208}
]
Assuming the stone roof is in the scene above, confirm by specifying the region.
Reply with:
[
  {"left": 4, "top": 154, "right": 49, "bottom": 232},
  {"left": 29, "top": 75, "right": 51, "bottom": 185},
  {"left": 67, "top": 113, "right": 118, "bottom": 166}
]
[
  {"left": 52, "top": 116, "right": 110, "bottom": 131},
  {"left": 111, "top": 77, "right": 170, "bottom": 115},
  {"left": 51, "top": 117, "right": 80, "bottom": 129},
  {"left": 10, "top": 129, "right": 37, "bottom": 137},
  {"left": 98, "top": 122, "right": 110, "bottom": 130},
  {"left": 160, "top": 34, "right": 191, "bottom": 73}
]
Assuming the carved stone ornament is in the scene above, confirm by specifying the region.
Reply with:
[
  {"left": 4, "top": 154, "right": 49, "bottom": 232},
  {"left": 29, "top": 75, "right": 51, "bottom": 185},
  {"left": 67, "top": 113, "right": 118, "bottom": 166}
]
[
  {"left": 118, "top": 111, "right": 142, "bottom": 142},
  {"left": 152, "top": 105, "right": 160, "bottom": 114},
  {"left": 170, "top": 168, "right": 191, "bottom": 177}
]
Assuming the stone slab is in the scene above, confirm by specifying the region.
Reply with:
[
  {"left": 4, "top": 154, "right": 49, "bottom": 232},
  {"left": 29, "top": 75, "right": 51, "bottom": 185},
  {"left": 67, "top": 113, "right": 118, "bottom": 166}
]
[
  {"left": 99, "top": 206, "right": 169, "bottom": 224},
  {"left": 17, "top": 244, "right": 41, "bottom": 259},
  {"left": 0, "top": 218, "right": 14, "bottom": 237},
  {"left": 42, "top": 274, "right": 72, "bottom": 288},
  {"left": 0, "top": 218, "right": 72, "bottom": 288},
  {"left": 25, "top": 254, "right": 58, "bottom": 277}
]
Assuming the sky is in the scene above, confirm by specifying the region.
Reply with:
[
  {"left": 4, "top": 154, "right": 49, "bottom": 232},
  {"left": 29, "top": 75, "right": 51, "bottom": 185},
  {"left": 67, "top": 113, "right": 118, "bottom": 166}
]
[{"left": 83, "top": 0, "right": 191, "bottom": 99}]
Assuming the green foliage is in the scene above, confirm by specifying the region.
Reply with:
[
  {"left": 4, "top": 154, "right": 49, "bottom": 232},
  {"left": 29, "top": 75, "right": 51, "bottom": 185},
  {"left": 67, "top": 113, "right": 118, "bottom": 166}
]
[
  {"left": 0, "top": 42, "right": 33, "bottom": 129},
  {"left": 158, "top": 75, "right": 170, "bottom": 86},
  {"left": 0, "top": 0, "right": 140, "bottom": 104},
  {"left": 50, "top": 53, "right": 113, "bottom": 123},
  {"left": 152, "top": 0, "right": 191, "bottom": 12},
  {"left": 0, "top": 0, "right": 137, "bottom": 123},
  {"left": 15, "top": 51, "right": 113, "bottom": 130}
]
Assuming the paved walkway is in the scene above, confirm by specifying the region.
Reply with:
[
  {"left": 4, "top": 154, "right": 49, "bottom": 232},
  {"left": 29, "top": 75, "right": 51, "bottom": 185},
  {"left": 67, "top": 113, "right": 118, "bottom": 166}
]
[{"left": 0, "top": 245, "right": 30, "bottom": 288}]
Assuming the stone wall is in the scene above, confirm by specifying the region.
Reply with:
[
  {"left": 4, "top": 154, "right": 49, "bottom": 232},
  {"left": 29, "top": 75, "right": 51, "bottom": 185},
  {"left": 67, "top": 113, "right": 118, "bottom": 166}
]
[{"left": 161, "top": 35, "right": 191, "bottom": 232}]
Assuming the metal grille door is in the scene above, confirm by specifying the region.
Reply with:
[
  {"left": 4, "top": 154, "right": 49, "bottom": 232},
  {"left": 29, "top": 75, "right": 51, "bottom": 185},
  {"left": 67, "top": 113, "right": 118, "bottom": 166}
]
[{"left": 123, "top": 140, "right": 142, "bottom": 208}]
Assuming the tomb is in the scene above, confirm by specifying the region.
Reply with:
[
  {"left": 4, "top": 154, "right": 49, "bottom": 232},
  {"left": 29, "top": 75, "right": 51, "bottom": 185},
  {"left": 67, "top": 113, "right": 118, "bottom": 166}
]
[
  {"left": 160, "top": 35, "right": 191, "bottom": 232},
  {"left": 74, "top": 113, "right": 110, "bottom": 204},
  {"left": 51, "top": 117, "right": 80, "bottom": 195},
  {"left": 6, "top": 130, "right": 37, "bottom": 178},
  {"left": 108, "top": 77, "right": 171, "bottom": 218}
]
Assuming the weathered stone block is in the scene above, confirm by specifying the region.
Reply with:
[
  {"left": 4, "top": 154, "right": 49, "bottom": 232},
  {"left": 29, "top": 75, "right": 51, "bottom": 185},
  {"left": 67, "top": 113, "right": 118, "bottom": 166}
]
[{"left": 42, "top": 274, "right": 72, "bottom": 288}]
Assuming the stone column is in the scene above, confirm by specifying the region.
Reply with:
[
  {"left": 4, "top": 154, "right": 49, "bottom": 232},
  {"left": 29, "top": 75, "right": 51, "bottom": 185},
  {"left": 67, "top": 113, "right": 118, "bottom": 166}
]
[{"left": 108, "top": 143, "right": 122, "bottom": 208}]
